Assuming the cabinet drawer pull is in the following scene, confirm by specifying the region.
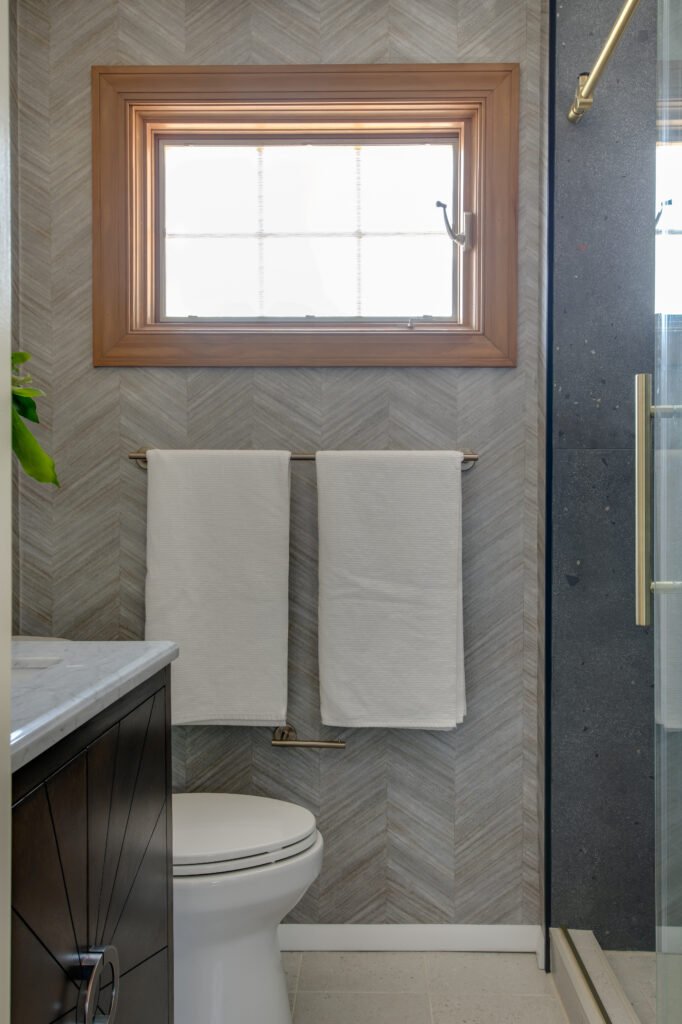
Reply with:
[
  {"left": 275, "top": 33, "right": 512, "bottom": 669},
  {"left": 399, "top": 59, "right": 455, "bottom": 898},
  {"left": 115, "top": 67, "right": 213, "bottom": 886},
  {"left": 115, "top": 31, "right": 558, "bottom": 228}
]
[{"left": 79, "top": 945, "right": 120, "bottom": 1024}]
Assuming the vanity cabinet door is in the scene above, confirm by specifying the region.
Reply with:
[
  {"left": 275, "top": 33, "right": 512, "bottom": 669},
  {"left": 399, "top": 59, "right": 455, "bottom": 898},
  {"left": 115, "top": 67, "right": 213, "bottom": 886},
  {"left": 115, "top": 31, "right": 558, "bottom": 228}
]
[
  {"left": 11, "top": 752, "right": 87, "bottom": 1023},
  {"left": 88, "top": 688, "right": 169, "bottom": 975},
  {"left": 11, "top": 678, "right": 172, "bottom": 1024}
]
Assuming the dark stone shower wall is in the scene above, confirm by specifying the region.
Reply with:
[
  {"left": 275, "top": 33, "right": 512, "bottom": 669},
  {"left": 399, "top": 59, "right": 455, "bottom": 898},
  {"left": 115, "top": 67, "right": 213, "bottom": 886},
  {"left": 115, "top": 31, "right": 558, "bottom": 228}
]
[{"left": 550, "top": 0, "right": 656, "bottom": 949}]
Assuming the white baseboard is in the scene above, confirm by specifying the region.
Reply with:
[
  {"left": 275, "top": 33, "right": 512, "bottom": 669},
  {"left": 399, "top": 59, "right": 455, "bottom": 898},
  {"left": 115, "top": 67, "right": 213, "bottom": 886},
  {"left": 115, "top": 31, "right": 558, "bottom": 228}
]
[{"left": 279, "top": 923, "right": 544, "bottom": 961}]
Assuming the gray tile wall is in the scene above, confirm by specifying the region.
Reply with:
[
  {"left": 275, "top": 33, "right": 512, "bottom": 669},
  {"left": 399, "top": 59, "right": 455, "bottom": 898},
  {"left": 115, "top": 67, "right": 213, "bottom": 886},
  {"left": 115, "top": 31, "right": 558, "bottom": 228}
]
[
  {"left": 12, "top": 0, "right": 547, "bottom": 925},
  {"left": 550, "top": 0, "right": 656, "bottom": 949}
]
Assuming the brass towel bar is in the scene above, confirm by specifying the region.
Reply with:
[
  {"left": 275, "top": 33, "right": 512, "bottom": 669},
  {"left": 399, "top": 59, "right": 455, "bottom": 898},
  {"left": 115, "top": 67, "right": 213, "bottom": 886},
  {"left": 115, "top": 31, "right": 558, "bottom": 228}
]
[
  {"left": 128, "top": 447, "right": 478, "bottom": 468},
  {"left": 272, "top": 724, "right": 346, "bottom": 749},
  {"left": 567, "top": 0, "right": 641, "bottom": 124}
]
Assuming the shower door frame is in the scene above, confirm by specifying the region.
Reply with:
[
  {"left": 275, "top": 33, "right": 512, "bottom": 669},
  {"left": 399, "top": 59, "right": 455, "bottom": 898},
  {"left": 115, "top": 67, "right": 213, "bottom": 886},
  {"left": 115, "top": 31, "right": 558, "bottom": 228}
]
[{"left": 654, "top": 5, "right": 682, "bottom": 1019}]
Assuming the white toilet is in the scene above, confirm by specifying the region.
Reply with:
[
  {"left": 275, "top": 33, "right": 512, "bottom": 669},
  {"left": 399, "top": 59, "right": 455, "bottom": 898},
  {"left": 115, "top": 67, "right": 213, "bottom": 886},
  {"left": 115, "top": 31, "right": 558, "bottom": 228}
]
[{"left": 172, "top": 792, "right": 323, "bottom": 1024}]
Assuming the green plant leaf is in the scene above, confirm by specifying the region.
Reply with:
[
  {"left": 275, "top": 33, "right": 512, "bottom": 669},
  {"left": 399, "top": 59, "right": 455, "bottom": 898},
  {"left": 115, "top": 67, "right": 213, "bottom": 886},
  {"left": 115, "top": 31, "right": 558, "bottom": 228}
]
[
  {"left": 12, "top": 386, "right": 44, "bottom": 398},
  {"left": 12, "top": 393, "right": 39, "bottom": 423},
  {"left": 11, "top": 351, "right": 31, "bottom": 367},
  {"left": 11, "top": 407, "right": 59, "bottom": 486}
]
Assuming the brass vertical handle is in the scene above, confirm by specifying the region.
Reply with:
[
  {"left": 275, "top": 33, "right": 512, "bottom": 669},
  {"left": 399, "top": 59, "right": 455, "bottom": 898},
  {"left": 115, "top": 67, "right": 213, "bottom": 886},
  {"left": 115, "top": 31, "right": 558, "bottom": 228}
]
[{"left": 635, "top": 373, "right": 652, "bottom": 626}]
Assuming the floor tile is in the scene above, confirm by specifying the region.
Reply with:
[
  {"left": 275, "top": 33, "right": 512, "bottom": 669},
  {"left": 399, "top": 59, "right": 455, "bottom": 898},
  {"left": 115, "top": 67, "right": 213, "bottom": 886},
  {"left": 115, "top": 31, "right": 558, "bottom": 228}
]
[
  {"left": 501, "top": 994, "right": 571, "bottom": 1023},
  {"left": 298, "top": 951, "right": 427, "bottom": 992},
  {"left": 429, "top": 993, "right": 497, "bottom": 1024},
  {"left": 657, "top": 952, "right": 682, "bottom": 1014},
  {"left": 606, "top": 951, "right": 656, "bottom": 1024},
  {"left": 293, "top": 990, "right": 431, "bottom": 1023},
  {"left": 430, "top": 992, "right": 569, "bottom": 1024},
  {"left": 283, "top": 951, "right": 302, "bottom": 993},
  {"left": 608, "top": 952, "right": 656, "bottom": 1003},
  {"left": 425, "top": 952, "right": 553, "bottom": 996}
]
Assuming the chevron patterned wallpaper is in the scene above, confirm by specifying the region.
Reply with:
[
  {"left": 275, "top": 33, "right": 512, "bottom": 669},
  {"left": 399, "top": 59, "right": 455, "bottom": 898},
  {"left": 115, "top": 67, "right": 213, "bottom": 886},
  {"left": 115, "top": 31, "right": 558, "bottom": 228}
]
[{"left": 11, "top": 0, "right": 547, "bottom": 925}]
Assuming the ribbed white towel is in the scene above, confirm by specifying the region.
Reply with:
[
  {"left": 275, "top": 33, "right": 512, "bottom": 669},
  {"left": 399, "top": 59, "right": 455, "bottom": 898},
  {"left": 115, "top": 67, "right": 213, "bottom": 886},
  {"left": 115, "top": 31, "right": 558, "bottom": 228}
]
[
  {"left": 145, "top": 450, "right": 291, "bottom": 726},
  {"left": 317, "top": 450, "right": 466, "bottom": 729}
]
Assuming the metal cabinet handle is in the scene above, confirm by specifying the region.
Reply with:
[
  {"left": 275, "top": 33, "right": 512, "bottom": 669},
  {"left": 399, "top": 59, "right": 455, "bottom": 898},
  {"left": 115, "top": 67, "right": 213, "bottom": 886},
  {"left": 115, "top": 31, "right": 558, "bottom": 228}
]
[
  {"left": 79, "top": 946, "right": 120, "bottom": 1024},
  {"left": 635, "top": 373, "right": 652, "bottom": 625}
]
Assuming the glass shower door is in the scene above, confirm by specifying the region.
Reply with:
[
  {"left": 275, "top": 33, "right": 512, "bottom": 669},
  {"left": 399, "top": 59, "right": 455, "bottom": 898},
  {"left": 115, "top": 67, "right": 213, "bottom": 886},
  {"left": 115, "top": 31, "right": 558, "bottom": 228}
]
[{"left": 655, "top": 1, "right": 682, "bottom": 1018}]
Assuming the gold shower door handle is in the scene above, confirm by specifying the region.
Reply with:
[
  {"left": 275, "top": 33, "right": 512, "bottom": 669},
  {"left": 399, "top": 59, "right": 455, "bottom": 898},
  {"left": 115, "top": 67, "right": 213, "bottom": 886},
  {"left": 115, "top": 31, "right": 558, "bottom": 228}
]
[{"left": 635, "top": 374, "right": 652, "bottom": 626}]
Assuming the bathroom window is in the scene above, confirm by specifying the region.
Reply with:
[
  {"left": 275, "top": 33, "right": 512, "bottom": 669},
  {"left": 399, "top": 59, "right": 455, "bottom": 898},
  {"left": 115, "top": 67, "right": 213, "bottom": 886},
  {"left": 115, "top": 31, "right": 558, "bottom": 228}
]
[
  {"left": 92, "top": 64, "right": 519, "bottom": 367},
  {"left": 162, "top": 142, "right": 458, "bottom": 321}
]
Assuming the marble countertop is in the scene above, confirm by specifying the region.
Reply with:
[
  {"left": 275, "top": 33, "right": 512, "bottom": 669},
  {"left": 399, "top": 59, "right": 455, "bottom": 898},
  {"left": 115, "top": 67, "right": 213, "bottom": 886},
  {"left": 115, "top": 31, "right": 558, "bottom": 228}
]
[{"left": 11, "top": 639, "right": 179, "bottom": 773}]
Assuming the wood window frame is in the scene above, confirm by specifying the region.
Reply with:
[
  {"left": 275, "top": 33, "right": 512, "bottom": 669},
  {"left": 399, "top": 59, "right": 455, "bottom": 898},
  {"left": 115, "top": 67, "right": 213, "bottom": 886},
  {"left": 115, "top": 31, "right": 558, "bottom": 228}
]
[{"left": 92, "top": 64, "right": 519, "bottom": 367}]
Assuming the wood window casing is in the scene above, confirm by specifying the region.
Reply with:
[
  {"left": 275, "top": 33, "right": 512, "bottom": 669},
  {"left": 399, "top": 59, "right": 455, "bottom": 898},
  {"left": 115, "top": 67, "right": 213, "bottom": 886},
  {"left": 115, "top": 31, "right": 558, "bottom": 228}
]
[{"left": 92, "top": 64, "right": 519, "bottom": 367}]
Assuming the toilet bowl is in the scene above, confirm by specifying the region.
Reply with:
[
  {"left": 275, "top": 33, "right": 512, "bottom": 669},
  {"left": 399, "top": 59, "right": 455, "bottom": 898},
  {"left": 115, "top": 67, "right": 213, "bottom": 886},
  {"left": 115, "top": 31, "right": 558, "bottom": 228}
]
[{"left": 172, "top": 792, "right": 323, "bottom": 1024}]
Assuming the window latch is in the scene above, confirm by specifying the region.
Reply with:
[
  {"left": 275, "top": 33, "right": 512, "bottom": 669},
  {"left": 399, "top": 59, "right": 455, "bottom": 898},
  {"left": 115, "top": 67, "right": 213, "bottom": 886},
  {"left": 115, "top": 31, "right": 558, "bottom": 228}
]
[{"left": 436, "top": 202, "right": 473, "bottom": 251}]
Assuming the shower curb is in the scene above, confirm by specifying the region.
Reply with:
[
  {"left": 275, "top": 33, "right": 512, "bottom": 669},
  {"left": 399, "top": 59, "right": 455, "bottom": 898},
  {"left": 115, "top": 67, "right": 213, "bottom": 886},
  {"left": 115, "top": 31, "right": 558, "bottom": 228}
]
[{"left": 550, "top": 928, "right": 643, "bottom": 1024}]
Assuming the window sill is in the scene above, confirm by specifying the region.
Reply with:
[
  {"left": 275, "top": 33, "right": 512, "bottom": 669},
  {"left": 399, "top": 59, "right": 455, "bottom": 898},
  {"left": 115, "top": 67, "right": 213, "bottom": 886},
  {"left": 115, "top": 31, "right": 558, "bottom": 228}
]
[{"left": 93, "top": 325, "right": 515, "bottom": 367}]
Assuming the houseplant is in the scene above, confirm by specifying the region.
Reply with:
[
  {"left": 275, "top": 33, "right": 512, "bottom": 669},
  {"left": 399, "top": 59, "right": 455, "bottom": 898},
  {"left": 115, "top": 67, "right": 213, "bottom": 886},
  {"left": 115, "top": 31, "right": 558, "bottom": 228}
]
[{"left": 11, "top": 351, "right": 59, "bottom": 485}]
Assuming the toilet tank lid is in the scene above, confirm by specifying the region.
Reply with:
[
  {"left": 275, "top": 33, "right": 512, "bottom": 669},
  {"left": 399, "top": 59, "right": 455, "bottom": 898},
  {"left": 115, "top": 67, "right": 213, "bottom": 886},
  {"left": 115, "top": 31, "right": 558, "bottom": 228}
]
[{"left": 172, "top": 792, "right": 317, "bottom": 866}]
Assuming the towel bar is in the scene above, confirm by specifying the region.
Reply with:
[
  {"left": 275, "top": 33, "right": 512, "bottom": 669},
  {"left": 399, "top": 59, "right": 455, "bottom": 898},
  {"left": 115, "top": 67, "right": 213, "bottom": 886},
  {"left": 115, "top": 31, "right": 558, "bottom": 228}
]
[
  {"left": 272, "top": 724, "right": 346, "bottom": 749},
  {"left": 128, "top": 447, "right": 478, "bottom": 469}
]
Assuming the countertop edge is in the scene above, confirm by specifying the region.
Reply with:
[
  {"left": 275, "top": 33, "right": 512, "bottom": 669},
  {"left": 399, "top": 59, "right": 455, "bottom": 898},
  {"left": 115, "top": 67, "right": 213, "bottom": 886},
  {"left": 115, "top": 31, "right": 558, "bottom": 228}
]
[{"left": 11, "top": 641, "right": 179, "bottom": 773}]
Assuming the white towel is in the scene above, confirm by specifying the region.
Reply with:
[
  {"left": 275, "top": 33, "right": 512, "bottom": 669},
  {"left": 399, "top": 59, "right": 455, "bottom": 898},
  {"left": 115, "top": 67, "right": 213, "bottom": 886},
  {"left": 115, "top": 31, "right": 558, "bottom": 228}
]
[
  {"left": 317, "top": 450, "right": 466, "bottom": 729},
  {"left": 145, "top": 450, "right": 291, "bottom": 726}
]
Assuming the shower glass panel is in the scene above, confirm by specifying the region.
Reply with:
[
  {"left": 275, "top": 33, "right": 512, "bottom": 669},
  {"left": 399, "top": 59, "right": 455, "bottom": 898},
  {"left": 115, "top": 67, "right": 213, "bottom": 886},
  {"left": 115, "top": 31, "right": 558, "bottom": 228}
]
[{"left": 656, "top": 0, "right": 682, "bottom": 1018}]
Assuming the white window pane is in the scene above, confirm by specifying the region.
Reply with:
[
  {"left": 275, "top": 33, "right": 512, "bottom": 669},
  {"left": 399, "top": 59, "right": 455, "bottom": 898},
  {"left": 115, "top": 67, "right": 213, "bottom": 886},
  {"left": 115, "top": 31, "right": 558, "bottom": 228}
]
[
  {"left": 165, "top": 238, "right": 260, "bottom": 317},
  {"left": 163, "top": 143, "right": 458, "bottom": 319},
  {"left": 656, "top": 235, "right": 682, "bottom": 314},
  {"left": 360, "top": 236, "right": 454, "bottom": 317},
  {"left": 656, "top": 144, "right": 682, "bottom": 314},
  {"left": 360, "top": 145, "right": 455, "bottom": 234},
  {"left": 165, "top": 146, "right": 259, "bottom": 234},
  {"left": 263, "top": 237, "right": 357, "bottom": 316},
  {"left": 263, "top": 147, "right": 357, "bottom": 234}
]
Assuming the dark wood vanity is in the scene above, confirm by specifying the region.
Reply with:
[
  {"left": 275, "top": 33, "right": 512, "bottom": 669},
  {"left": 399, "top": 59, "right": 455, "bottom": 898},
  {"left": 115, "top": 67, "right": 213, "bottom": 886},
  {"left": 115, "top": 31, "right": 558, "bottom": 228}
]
[{"left": 11, "top": 661, "right": 174, "bottom": 1024}]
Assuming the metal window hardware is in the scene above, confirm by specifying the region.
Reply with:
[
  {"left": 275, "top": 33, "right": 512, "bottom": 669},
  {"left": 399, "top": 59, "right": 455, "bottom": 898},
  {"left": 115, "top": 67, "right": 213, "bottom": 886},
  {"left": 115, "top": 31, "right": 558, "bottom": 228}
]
[
  {"left": 655, "top": 199, "right": 673, "bottom": 227},
  {"left": 435, "top": 202, "right": 473, "bottom": 250},
  {"left": 634, "top": 373, "right": 682, "bottom": 626}
]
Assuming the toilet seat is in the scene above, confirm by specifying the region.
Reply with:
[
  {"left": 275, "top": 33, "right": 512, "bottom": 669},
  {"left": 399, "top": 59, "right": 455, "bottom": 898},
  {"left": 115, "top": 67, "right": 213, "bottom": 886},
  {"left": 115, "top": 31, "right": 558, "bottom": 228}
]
[{"left": 172, "top": 793, "right": 318, "bottom": 876}]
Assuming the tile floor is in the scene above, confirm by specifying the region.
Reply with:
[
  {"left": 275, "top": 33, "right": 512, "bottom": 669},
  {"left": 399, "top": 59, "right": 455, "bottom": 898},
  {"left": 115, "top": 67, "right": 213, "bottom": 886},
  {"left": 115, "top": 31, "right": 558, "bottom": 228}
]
[
  {"left": 282, "top": 951, "right": 571, "bottom": 1024},
  {"left": 607, "top": 951, "right": 656, "bottom": 1024}
]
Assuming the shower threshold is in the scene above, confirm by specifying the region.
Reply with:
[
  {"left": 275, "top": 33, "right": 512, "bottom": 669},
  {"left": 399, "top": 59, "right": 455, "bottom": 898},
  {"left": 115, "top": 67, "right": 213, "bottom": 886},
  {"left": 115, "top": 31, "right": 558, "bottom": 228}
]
[{"left": 550, "top": 928, "right": 653, "bottom": 1024}]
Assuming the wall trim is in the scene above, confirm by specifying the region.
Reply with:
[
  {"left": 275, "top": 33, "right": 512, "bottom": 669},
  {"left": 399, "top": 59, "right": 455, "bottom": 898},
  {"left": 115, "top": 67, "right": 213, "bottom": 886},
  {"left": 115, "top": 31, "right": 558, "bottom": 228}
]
[
  {"left": 0, "top": 0, "right": 13, "bottom": 1018},
  {"left": 279, "top": 923, "right": 544, "bottom": 959}
]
